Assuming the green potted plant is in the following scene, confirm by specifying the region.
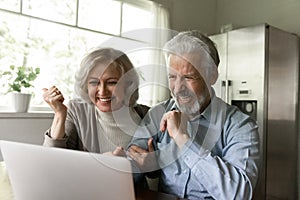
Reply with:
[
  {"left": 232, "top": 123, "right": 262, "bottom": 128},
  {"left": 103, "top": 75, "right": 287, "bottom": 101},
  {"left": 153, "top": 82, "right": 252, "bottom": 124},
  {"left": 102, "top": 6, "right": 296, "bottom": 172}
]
[{"left": 0, "top": 65, "right": 40, "bottom": 112}]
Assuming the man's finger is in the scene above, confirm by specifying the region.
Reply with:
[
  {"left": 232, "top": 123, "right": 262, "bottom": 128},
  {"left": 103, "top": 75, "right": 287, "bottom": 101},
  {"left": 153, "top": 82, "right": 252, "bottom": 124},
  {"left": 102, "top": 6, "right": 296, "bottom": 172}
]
[
  {"left": 160, "top": 114, "right": 167, "bottom": 132},
  {"left": 147, "top": 138, "right": 154, "bottom": 152},
  {"left": 129, "top": 145, "right": 148, "bottom": 153},
  {"left": 127, "top": 148, "right": 143, "bottom": 161}
]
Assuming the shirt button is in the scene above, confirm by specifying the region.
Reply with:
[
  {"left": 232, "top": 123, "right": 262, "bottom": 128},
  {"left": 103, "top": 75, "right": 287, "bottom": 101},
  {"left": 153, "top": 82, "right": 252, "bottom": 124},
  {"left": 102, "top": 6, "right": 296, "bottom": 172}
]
[{"left": 185, "top": 156, "right": 189, "bottom": 161}]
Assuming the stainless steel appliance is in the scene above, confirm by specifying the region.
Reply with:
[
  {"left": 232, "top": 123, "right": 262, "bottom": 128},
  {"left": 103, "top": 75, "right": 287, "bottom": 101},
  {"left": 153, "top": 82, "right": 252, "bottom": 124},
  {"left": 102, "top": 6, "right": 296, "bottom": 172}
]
[{"left": 209, "top": 24, "right": 299, "bottom": 200}]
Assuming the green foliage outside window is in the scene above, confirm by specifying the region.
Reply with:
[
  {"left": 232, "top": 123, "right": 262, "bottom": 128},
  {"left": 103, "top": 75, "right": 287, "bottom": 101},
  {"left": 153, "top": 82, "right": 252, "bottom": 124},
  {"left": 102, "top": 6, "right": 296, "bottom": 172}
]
[{"left": 0, "top": 65, "right": 40, "bottom": 93}]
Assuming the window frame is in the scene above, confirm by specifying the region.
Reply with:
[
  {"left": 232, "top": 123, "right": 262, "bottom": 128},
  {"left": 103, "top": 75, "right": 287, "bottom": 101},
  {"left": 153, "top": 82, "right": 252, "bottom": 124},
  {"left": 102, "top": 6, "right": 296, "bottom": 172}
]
[{"left": 0, "top": 0, "right": 168, "bottom": 112}]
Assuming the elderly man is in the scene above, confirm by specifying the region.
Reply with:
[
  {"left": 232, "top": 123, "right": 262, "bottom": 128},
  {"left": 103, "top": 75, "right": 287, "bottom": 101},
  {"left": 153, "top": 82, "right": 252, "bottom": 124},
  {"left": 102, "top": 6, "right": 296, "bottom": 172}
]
[{"left": 127, "top": 30, "right": 260, "bottom": 200}]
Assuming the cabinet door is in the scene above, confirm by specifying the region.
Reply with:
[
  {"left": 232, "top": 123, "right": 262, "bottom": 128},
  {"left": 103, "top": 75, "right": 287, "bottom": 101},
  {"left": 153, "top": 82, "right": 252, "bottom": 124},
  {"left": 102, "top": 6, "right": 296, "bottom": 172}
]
[
  {"left": 226, "top": 25, "right": 266, "bottom": 200},
  {"left": 227, "top": 25, "right": 266, "bottom": 103},
  {"left": 266, "top": 25, "right": 299, "bottom": 200}
]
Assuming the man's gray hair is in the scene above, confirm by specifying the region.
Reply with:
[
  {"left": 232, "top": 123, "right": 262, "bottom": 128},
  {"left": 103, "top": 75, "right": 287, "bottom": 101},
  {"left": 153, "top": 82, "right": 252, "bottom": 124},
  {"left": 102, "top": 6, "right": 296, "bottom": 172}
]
[{"left": 163, "top": 30, "right": 220, "bottom": 79}]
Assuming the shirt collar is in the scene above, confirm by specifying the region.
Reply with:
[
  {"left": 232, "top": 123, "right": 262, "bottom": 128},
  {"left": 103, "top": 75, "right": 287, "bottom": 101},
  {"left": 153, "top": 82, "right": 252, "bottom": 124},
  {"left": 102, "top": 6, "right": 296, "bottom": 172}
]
[{"left": 200, "top": 90, "right": 216, "bottom": 121}]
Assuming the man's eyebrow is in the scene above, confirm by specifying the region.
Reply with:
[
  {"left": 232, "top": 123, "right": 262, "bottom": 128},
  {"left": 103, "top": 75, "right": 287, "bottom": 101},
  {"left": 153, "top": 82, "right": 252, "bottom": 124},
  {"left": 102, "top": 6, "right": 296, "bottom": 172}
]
[
  {"left": 183, "top": 73, "right": 200, "bottom": 77},
  {"left": 184, "top": 73, "right": 196, "bottom": 76}
]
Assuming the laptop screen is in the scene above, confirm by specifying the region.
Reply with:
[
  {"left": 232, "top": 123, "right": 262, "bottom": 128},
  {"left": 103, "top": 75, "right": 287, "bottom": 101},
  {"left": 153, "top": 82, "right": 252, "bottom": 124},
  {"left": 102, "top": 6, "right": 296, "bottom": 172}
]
[{"left": 0, "top": 140, "right": 135, "bottom": 200}]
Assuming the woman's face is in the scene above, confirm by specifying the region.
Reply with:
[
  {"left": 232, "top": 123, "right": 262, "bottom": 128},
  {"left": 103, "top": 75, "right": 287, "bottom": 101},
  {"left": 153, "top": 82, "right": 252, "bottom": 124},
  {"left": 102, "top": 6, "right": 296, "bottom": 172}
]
[{"left": 87, "top": 63, "right": 125, "bottom": 112}]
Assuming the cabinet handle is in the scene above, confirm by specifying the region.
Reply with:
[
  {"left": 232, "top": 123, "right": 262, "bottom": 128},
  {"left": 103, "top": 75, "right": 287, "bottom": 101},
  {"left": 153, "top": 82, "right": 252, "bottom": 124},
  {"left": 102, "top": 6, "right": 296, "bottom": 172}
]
[
  {"left": 221, "top": 80, "right": 226, "bottom": 101},
  {"left": 222, "top": 80, "right": 231, "bottom": 103}
]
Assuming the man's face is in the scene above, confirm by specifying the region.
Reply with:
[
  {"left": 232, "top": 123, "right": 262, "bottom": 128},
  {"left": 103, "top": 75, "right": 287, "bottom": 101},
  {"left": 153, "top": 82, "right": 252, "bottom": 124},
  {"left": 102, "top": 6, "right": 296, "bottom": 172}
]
[{"left": 168, "top": 54, "right": 211, "bottom": 116}]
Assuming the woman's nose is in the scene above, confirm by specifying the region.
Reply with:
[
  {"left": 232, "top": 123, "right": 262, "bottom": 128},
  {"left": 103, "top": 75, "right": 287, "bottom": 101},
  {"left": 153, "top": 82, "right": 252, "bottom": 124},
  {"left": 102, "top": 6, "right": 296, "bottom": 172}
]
[{"left": 97, "top": 83, "right": 108, "bottom": 95}]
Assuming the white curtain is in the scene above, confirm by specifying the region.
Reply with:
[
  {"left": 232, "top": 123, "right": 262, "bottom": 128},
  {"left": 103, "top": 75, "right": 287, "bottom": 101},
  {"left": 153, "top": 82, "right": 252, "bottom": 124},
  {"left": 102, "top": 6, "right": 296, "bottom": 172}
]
[
  {"left": 146, "top": 4, "right": 172, "bottom": 106},
  {"left": 118, "top": 1, "right": 172, "bottom": 106},
  {"left": 152, "top": 5, "right": 171, "bottom": 104}
]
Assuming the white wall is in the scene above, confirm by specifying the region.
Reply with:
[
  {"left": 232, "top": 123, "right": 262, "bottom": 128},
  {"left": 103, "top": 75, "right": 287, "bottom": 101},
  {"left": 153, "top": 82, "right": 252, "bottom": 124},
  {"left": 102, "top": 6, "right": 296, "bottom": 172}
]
[
  {"left": 215, "top": 0, "right": 300, "bottom": 36},
  {"left": 153, "top": 0, "right": 217, "bottom": 34},
  {"left": 0, "top": 113, "right": 53, "bottom": 161},
  {"left": 154, "top": 0, "right": 300, "bottom": 37}
]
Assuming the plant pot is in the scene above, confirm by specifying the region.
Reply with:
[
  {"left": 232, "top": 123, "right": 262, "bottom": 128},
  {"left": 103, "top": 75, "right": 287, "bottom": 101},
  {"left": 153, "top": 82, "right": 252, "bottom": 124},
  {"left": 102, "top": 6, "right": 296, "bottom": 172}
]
[{"left": 10, "top": 93, "right": 32, "bottom": 112}]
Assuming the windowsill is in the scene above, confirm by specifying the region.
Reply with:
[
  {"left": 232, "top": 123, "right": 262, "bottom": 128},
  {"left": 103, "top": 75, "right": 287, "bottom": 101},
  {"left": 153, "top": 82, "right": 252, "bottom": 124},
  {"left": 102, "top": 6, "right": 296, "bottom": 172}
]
[
  {"left": 0, "top": 105, "right": 54, "bottom": 118},
  {"left": 0, "top": 111, "right": 54, "bottom": 119}
]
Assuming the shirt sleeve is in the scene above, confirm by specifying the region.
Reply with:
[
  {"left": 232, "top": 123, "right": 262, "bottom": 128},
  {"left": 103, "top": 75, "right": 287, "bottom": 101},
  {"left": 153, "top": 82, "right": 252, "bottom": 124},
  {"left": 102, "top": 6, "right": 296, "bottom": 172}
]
[
  {"left": 43, "top": 129, "right": 68, "bottom": 148},
  {"left": 42, "top": 117, "right": 78, "bottom": 149},
  {"left": 42, "top": 101, "right": 79, "bottom": 149},
  {"left": 181, "top": 117, "right": 260, "bottom": 200},
  {"left": 128, "top": 103, "right": 167, "bottom": 150}
]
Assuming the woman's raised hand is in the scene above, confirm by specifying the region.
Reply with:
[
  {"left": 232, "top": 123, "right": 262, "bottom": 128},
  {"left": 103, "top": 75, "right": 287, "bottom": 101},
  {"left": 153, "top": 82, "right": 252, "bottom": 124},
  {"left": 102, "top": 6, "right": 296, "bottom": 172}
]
[{"left": 42, "top": 86, "right": 67, "bottom": 114}]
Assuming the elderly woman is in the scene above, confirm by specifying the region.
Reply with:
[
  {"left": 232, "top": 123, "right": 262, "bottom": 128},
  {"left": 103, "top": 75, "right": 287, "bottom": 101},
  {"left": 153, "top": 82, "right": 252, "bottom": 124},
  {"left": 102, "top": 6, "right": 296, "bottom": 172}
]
[{"left": 42, "top": 47, "right": 149, "bottom": 155}]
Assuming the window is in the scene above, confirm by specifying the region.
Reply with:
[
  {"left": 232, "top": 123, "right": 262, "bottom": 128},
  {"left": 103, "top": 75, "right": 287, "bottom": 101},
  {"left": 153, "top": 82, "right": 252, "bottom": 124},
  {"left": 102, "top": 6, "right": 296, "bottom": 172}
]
[
  {"left": 22, "top": 0, "right": 77, "bottom": 25},
  {"left": 78, "top": 0, "right": 121, "bottom": 35},
  {"left": 0, "top": 0, "right": 170, "bottom": 111}
]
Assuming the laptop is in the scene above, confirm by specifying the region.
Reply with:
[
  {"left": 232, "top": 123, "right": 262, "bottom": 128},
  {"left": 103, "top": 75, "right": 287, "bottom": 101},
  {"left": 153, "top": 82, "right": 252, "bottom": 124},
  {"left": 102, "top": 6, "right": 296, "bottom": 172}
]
[{"left": 0, "top": 140, "right": 135, "bottom": 200}]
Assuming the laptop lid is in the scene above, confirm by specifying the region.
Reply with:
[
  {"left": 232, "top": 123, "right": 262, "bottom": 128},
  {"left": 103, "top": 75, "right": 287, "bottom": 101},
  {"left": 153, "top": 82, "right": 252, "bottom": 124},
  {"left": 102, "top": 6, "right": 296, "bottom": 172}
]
[{"left": 0, "top": 140, "right": 135, "bottom": 200}]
